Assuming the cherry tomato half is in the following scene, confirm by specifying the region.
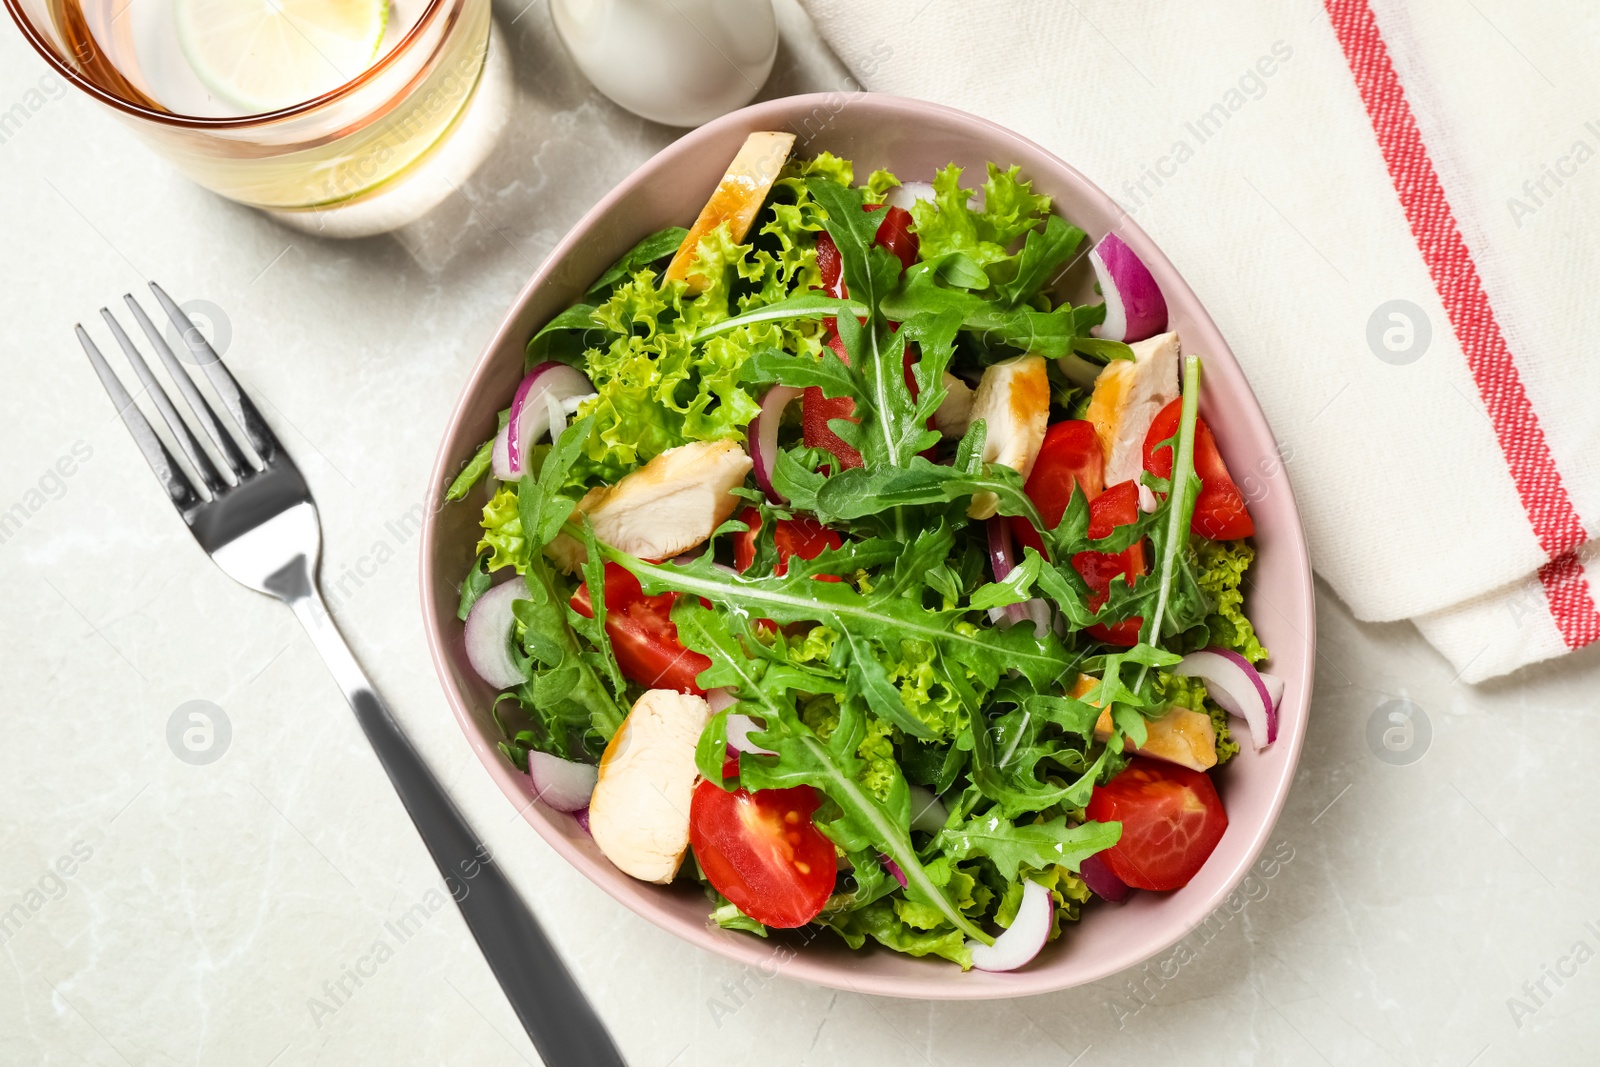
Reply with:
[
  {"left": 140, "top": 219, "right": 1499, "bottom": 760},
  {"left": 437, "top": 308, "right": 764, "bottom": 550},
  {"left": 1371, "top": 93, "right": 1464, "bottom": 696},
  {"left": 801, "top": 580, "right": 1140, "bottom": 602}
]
[
  {"left": 815, "top": 204, "right": 920, "bottom": 297},
  {"left": 732, "top": 507, "right": 843, "bottom": 580},
  {"left": 815, "top": 230, "right": 848, "bottom": 300},
  {"left": 1071, "top": 480, "right": 1146, "bottom": 646},
  {"left": 1142, "top": 398, "right": 1254, "bottom": 540},
  {"left": 690, "top": 779, "right": 837, "bottom": 928},
  {"left": 1011, "top": 420, "right": 1106, "bottom": 557},
  {"left": 866, "top": 204, "right": 919, "bottom": 272},
  {"left": 570, "top": 562, "right": 712, "bottom": 693},
  {"left": 808, "top": 212, "right": 922, "bottom": 470},
  {"left": 1085, "top": 757, "right": 1228, "bottom": 891}
]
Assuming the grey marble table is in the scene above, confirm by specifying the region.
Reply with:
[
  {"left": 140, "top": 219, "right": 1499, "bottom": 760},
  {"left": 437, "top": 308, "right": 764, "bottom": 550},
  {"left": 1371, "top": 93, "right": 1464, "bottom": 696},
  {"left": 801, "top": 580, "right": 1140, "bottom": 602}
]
[{"left": 2, "top": 2, "right": 1597, "bottom": 1064}]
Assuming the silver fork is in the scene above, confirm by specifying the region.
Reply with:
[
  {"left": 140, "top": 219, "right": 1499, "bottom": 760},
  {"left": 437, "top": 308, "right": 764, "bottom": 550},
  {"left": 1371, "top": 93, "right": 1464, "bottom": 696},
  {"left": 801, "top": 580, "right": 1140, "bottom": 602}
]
[{"left": 78, "top": 283, "right": 626, "bottom": 1067}]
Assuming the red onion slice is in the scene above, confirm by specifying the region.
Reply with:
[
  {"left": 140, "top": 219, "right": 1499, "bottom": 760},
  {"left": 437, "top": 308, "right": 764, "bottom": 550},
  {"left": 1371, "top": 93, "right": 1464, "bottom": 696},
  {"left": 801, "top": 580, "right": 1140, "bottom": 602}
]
[
  {"left": 969, "top": 880, "right": 1053, "bottom": 972},
  {"left": 573, "top": 806, "right": 591, "bottom": 835},
  {"left": 1079, "top": 853, "right": 1130, "bottom": 902},
  {"left": 988, "top": 598, "right": 1053, "bottom": 638},
  {"left": 527, "top": 751, "right": 598, "bottom": 812},
  {"left": 705, "top": 687, "right": 738, "bottom": 714},
  {"left": 724, "top": 712, "right": 776, "bottom": 756},
  {"left": 1089, "top": 232, "right": 1168, "bottom": 344},
  {"left": 749, "top": 385, "right": 801, "bottom": 501},
  {"left": 882, "top": 180, "right": 935, "bottom": 211},
  {"left": 878, "top": 854, "right": 908, "bottom": 888},
  {"left": 907, "top": 785, "right": 949, "bottom": 834},
  {"left": 987, "top": 517, "right": 1020, "bottom": 582},
  {"left": 1261, "top": 673, "right": 1285, "bottom": 719},
  {"left": 1173, "top": 648, "right": 1276, "bottom": 749},
  {"left": 490, "top": 362, "right": 596, "bottom": 480},
  {"left": 881, "top": 180, "right": 981, "bottom": 212},
  {"left": 985, "top": 520, "right": 1052, "bottom": 636},
  {"left": 463, "top": 580, "right": 530, "bottom": 689}
]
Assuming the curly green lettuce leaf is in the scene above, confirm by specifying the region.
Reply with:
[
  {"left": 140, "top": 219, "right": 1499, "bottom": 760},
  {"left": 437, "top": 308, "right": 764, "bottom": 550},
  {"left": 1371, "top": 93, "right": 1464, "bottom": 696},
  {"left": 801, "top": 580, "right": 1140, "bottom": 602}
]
[
  {"left": 1195, "top": 539, "right": 1268, "bottom": 663},
  {"left": 571, "top": 210, "right": 820, "bottom": 482},
  {"left": 908, "top": 163, "right": 1052, "bottom": 267},
  {"left": 707, "top": 889, "right": 769, "bottom": 937},
  {"left": 821, "top": 898, "right": 972, "bottom": 967},
  {"left": 933, "top": 814, "right": 1120, "bottom": 879},
  {"left": 795, "top": 150, "right": 853, "bottom": 187},
  {"left": 477, "top": 485, "right": 527, "bottom": 572},
  {"left": 1154, "top": 671, "right": 1238, "bottom": 765},
  {"left": 864, "top": 167, "right": 900, "bottom": 202},
  {"left": 993, "top": 864, "right": 1092, "bottom": 938},
  {"left": 1208, "top": 700, "right": 1239, "bottom": 765}
]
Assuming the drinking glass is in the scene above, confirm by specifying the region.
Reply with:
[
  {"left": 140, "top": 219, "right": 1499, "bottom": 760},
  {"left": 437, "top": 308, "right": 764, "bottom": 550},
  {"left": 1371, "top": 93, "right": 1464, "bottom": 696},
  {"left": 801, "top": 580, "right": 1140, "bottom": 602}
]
[{"left": 5, "top": 0, "right": 512, "bottom": 236}]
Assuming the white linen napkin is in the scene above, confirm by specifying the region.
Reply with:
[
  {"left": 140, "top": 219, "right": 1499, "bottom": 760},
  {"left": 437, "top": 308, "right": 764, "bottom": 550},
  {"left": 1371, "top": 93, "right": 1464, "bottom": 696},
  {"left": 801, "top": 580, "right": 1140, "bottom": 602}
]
[{"left": 798, "top": 0, "right": 1600, "bottom": 681}]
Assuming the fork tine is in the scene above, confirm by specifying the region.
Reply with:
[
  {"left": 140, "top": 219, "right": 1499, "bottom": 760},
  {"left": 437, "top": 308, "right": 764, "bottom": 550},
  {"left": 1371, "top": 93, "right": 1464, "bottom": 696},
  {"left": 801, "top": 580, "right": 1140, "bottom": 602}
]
[
  {"left": 148, "top": 282, "right": 281, "bottom": 465},
  {"left": 101, "top": 308, "right": 229, "bottom": 494},
  {"left": 123, "top": 295, "right": 253, "bottom": 483},
  {"left": 76, "top": 325, "right": 203, "bottom": 513}
]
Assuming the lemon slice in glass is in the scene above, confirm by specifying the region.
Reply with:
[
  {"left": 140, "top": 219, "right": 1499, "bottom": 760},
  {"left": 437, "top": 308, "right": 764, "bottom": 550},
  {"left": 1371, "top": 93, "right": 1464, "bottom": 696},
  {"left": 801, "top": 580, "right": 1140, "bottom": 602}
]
[{"left": 175, "top": 0, "right": 390, "bottom": 114}]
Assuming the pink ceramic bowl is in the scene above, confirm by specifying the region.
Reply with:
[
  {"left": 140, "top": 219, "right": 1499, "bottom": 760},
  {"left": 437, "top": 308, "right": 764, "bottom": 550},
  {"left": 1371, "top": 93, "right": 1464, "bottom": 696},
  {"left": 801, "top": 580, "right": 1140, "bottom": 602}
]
[{"left": 421, "top": 93, "right": 1314, "bottom": 1000}]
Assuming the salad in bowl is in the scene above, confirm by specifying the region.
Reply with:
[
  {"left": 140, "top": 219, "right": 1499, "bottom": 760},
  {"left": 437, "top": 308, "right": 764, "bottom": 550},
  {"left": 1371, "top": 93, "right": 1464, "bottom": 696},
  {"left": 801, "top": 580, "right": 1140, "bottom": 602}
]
[{"left": 440, "top": 130, "right": 1285, "bottom": 975}]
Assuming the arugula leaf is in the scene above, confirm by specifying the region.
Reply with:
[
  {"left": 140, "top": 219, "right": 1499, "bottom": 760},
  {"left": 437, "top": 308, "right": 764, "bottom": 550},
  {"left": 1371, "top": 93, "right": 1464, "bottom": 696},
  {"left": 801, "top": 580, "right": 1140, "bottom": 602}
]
[
  {"left": 808, "top": 176, "right": 903, "bottom": 319},
  {"left": 509, "top": 550, "right": 626, "bottom": 754},
  {"left": 991, "top": 214, "right": 1086, "bottom": 310},
  {"left": 808, "top": 176, "right": 941, "bottom": 470},
  {"left": 768, "top": 444, "right": 830, "bottom": 512},
  {"left": 970, "top": 704, "right": 1108, "bottom": 816},
  {"left": 933, "top": 813, "right": 1121, "bottom": 878},
  {"left": 517, "top": 416, "right": 595, "bottom": 550},
  {"left": 571, "top": 519, "right": 628, "bottom": 700},
  {"left": 457, "top": 552, "right": 493, "bottom": 621},
  {"left": 1143, "top": 354, "right": 1205, "bottom": 644},
  {"left": 844, "top": 630, "right": 934, "bottom": 740},
  {"left": 668, "top": 599, "right": 993, "bottom": 944},
  {"left": 604, "top": 534, "right": 1076, "bottom": 689},
  {"left": 1072, "top": 337, "right": 1137, "bottom": 363},
  {"left": 810, "top": 455, "right": 1048, "bottom": 534},
  {"left": 585, "top": 226, "right": 689, "bottom": 296},
  {"left": 526, "top": 303, "right": 606, "bottom": 368},
  {"left": 920, "top": 251, "right": 990, "bottom": 291},
  {"left": 689, "top": 292, "right": 862, "bottom": 346},
  {"left": 749, "top": 344, "right": 855, "bottom": 397},
  {"left": 878, "top": 261, "right": 1082, "bottom": 359},
  {"left": 967, "top": 549, "right": 1043, "bottom": 610},
  {"left": 444, "top": 436, "right": 495, "bottom": 502}
]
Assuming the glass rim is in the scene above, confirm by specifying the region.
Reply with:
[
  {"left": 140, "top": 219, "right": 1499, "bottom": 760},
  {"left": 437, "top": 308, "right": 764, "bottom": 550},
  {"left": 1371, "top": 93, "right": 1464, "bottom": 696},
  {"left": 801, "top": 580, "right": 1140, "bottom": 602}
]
[{"left": 3, "top": 0, "right": 453, "bottom": 129}]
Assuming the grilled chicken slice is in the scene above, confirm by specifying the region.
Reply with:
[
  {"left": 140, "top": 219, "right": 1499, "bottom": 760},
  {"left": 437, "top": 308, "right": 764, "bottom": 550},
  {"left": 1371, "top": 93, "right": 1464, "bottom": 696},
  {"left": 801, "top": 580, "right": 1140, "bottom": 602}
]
[
  {"left": 933, "top": 372, "right": 976, "bottom": 439},
  {"left": 1083, "top": 330, "right": 1180, "bottom": 489},
  {"left": 588, "top": 690, "right": 713, "bottom": 884},
  {"left": 1072, "top": 673, "right": 1219, "bottom": 772},
  {"left": 664, "top": 131, "right": 796, "bottom": 295},
  {"left": 965, "top": 355, "right": 1050, "bottom": 519},
  {"left": 546, "top": 438, "right": 752, "bottom": 572}
]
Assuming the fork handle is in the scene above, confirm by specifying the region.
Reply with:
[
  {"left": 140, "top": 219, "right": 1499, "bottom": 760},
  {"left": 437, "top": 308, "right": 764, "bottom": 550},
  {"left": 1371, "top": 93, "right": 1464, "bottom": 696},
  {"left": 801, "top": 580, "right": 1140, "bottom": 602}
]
[{"left": 289, "top": 592, "right": 627, "bottom": 1067}]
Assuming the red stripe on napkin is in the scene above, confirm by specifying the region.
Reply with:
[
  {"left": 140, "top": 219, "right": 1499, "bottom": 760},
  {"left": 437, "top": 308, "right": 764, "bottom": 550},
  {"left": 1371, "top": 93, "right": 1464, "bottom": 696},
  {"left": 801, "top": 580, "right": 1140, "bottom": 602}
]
[{"left": 1326, "top": 0, "right": 1600, "bottom": 649}]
